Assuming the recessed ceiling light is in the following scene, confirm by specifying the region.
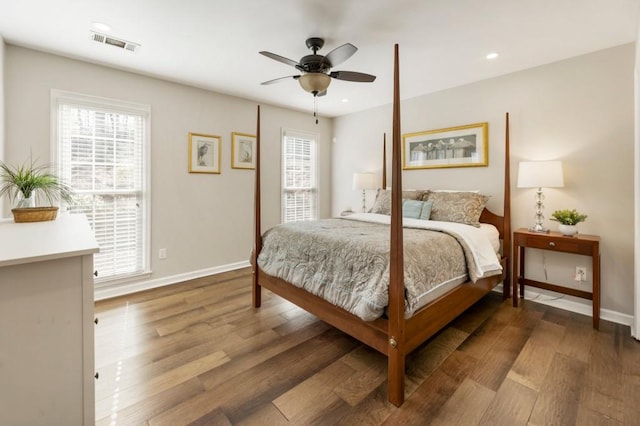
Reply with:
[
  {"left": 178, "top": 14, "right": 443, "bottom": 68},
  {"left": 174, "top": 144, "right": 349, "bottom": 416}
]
[
  {"left": 486, "top": 52, "right": 499, "bottom": 60},
  {"left": 92, "top": 22, "right": 111, "bottom": 32},
  {"left": 341, "top": 98, "right": 349, "bottom": 103}
]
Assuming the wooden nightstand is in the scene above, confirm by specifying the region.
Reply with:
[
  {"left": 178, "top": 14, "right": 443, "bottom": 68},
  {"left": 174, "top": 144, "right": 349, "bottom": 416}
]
[{"left": 512, "top": 228, "right": 601, "bottom": 329}]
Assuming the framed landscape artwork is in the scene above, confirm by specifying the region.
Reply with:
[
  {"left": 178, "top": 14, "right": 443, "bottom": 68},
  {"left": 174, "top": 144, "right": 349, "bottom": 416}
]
[{"left": 402, "top": 122, "right": 489, "bottom": 170}]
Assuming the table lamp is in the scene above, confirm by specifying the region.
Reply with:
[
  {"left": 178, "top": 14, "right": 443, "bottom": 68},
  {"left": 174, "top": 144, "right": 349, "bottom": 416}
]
[
  {"left": 517, "top": 160, "right": 564, "bottom": 233},
  {"left": 352, "top": 172, "right": 377, "bottom": 212}
]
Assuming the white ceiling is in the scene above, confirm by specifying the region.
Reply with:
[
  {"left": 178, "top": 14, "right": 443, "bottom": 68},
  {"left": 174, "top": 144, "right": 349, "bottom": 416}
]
[{"left": 0, "top": 0, "right": 638, "bottom": 118}]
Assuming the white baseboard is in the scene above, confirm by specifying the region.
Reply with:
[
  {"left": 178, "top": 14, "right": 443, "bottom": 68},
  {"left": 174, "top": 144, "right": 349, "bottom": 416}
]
[
  {"left": 493, "top": 284, "right": 633, "bottom": 327},
  {"left": 94, "top": 260, "right": 251, "bottom": 301}
]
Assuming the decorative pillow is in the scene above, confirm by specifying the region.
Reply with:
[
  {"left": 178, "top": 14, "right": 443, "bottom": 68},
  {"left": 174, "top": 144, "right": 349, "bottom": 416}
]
[
  {"left": 402, "top": 199, "right": 424, "bottom": 219},
  {"left": 400, "top": 199, "right": 434, "bottom": 219},
  {"left": 369, "top": 189, "right": 428, "bottom": 215},
  {"left": 426, "top": 191, "right": 489, "bottom": 227},
  {"left": 419, "top": 200, "right": 433, "bottom": 220}
]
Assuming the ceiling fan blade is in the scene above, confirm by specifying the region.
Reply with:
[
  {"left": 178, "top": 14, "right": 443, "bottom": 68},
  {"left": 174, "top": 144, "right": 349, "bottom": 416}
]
[
  {"left": 320, "top": 43, "right": 357, "bottom": 68},
  {"left": 261, "top": 75, "right": 300, "bottom": 85},
  {"left": 259, "top": 51, "right": 300, "bottom": 68},
  {"left": 329, "top": 71, "right": 376, "bottom": 82}
]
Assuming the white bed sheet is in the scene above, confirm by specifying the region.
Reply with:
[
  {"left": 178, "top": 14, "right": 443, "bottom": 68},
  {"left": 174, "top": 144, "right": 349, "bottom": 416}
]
[{"left": 411, "top": 222, "right": 501, "bottom": 312}]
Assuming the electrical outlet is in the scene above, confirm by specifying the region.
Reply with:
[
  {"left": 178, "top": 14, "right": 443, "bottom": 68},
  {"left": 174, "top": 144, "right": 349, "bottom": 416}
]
[
  {"left": 159, "top": 248, "right": 167, "bottom": 259},
  {"left": 574, "top": 266, "right": 587, "bottom": 282}
]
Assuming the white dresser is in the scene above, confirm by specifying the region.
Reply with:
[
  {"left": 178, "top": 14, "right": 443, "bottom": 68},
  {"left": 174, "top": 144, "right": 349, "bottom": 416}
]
[{"left": 0, "top": 214, "right": 99, "bottom": 426}]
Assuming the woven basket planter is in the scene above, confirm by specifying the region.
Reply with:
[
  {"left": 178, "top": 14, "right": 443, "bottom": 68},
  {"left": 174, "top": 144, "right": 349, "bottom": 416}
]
[{"left": 11, "top": 207, "right": 59, "bottom": 223}]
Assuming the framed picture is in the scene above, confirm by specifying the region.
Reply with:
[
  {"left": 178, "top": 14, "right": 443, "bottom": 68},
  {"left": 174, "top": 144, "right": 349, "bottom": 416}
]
[
  {"left": 231, "top": 132, "right": 256, "bottom": 170},
  {"left": 188, "top": 132, "right": 221, "bottom": 174},
  {"left": 402, "top": 122, "right": 489, "bottom": 170}
]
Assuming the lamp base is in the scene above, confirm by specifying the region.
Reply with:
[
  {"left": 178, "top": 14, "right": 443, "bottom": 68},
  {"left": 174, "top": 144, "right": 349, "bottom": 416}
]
[
  {"left": 529, "top": 188, "right": 549, "bottom": 233},
  {"left": 528, "top": 224, "right": 550, "bottom": 233}
]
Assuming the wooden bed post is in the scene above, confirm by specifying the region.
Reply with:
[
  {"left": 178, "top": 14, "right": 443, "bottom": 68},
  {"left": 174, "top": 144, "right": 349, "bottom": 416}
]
[
  {"left": 382, "top": 133, "right": 387, "bottom": 189},
  {"left": 503, "top": 112, "right": 512, "bottom": 299},
  {"left": 388, "top": 43, "right": 405, "bottom": 407},
  {"left": 252, "top": 105, "right": 262, "bottom": 308}
]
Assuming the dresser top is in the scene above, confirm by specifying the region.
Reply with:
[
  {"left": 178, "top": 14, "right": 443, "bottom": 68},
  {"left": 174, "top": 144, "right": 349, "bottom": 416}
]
[{"left": 0, "top": 213, "right": 99, "bottom": 268}]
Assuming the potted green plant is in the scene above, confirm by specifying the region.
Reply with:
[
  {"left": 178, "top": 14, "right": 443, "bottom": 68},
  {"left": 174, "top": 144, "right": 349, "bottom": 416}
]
[
  {"left": 550, "top": 209, "right": 587, "bottom": 236},
  {"left": 0, "top": 158, "right": 73, "bottom": 222}
]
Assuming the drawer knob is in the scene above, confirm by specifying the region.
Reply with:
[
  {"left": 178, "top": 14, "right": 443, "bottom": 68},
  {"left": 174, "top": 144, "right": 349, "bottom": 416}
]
[
  {"left": 549, "top": 242, "right": 556, "bottom": 247},
  {"left": 95, "top": 372, "right": 99, "bottom": 380},
  {"left": 94, "top": 318, "right": 99, "bottom": 325}
]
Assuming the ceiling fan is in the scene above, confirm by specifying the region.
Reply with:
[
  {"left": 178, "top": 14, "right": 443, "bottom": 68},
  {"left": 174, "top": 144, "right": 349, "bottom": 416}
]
[{"left": 259, "top": 37, "right": 376, "bottom": 97}]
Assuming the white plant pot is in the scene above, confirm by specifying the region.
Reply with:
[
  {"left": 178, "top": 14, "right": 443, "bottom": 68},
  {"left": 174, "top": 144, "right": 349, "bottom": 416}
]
[
  {"left": 17, "top": 194, "right": 35, "bottom": 208},
  {"left": 558, "top": 224, "right": 578, "bottom": 236}
]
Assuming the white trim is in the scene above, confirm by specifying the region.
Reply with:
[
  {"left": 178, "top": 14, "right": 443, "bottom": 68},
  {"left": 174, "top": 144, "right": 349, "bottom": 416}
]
[
  {"left": 94, "top": 260, "right": 250, "bottom": 301},
  {"left": 281, "top": 128, "right": 320, "bottom": 223},
  {"left": 493, "top": 285, "right": 633, "bottom": 327},
  {"left": 50, "top": 89, "right": 152, "bottom": 119},
  {"left": 50, "top": 89, "right": 152, "bottom": 284}
]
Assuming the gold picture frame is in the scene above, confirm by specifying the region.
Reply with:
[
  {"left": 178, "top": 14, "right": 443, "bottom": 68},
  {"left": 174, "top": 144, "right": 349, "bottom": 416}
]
[
  {"left": 402, "top": 122, "right": 489, "bottom": 170},
  {"left": 231, "top": 132, "right": 256, "bottom": 170},
  {"left": 188, "top": 132, "right": 221, "bottom": 174}
]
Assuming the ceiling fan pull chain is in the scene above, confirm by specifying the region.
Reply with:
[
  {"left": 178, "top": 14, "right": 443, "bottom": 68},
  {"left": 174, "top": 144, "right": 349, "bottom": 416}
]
[{"left": 314, "top": 95, "right": 319, "bottom": 124}]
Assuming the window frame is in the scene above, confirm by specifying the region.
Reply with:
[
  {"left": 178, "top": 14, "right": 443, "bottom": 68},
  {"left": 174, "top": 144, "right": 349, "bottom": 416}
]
[
  {"left": 50, "top": 89, "right": 152, "bottom": 286},
  {"left": 281, "top": 128, "right": 319, "bottom": 223}
]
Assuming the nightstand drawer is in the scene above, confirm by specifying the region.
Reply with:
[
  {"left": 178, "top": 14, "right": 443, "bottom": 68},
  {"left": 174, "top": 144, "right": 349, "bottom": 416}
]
[{"left": 523, "top": 235, "right": 592, "bottom": 255}]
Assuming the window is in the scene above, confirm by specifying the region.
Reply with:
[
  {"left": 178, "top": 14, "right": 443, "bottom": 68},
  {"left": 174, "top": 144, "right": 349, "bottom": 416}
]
[
  {"left": 282, "top": 129, "right": 318, "bottom": 222},
  {"left": 52, "top": 90, "right": 150, "bottom": 284}
]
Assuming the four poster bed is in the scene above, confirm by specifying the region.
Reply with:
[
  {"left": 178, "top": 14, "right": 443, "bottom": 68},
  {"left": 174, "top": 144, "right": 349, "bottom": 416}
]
[{"left": 251, "top": 45, "right": 511, "bottom": 407}]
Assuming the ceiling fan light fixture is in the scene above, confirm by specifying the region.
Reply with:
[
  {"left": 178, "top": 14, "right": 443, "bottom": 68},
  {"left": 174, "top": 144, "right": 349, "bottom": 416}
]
[{"left": 299, "top": 73, "right": 331, "bottom": 95}]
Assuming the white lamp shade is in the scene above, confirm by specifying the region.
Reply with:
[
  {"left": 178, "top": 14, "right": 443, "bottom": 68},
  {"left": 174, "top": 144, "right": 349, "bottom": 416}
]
[
  {"left": 517, "top": 161, "right": 564, "bottom": 188},
  {"left": 352, "top": 173, "right": 377, "bottom": 191}
]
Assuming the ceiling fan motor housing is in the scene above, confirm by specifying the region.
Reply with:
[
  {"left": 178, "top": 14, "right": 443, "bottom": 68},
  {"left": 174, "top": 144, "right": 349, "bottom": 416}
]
[{"left": 298, "top": 55, "right": 329, "bottom": 73}]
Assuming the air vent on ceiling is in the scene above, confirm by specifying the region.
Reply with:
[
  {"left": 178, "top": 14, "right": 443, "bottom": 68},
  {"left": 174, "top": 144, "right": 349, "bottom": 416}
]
[{"left": 90, "top": 31, "right": 140, "bottom": 53}]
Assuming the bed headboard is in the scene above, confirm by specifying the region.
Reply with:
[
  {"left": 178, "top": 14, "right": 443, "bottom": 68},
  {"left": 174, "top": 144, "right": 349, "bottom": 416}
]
[{"left": 480, "top": 208, "right": 505, "bottom": 238}]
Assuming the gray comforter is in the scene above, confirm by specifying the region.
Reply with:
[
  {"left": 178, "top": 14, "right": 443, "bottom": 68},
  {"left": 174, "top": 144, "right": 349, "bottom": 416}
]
[{"left": 257, "top": 214, "right": 502, "bottom": 321}]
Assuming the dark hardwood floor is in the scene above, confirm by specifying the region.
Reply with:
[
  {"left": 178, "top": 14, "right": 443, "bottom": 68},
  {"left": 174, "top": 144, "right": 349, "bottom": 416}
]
[{"left": 94, "top": 268, "right": 640, "bottom": 425}]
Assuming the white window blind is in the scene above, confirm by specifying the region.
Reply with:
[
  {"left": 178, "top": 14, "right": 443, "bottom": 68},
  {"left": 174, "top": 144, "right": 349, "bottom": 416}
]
[
  {"left": 282, "top": 130, "right": 318, "bottom": 222},
  {"left": 53, "top": 91, "right": 150, "bottom": 283}
]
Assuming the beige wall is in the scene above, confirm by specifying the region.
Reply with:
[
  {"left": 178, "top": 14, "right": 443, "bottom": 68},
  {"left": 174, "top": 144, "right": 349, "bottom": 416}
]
[
  {"left": 333, "top": 44, "right": 635, "bottom": 317},
  {"left": 3, "top": 43, "right": 635, "bottom": 318},
  {"left": 3, "top": 45, "right": 333, "bottom": 295}
]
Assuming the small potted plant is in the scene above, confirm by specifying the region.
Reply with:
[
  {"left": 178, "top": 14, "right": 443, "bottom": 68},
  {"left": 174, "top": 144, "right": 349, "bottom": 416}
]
[
  {"left": 0, "top": 158, "right": 73, "bottom": 222},
  {"left": 550, "top": 209, "right": 587, "bottom": 236}
]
